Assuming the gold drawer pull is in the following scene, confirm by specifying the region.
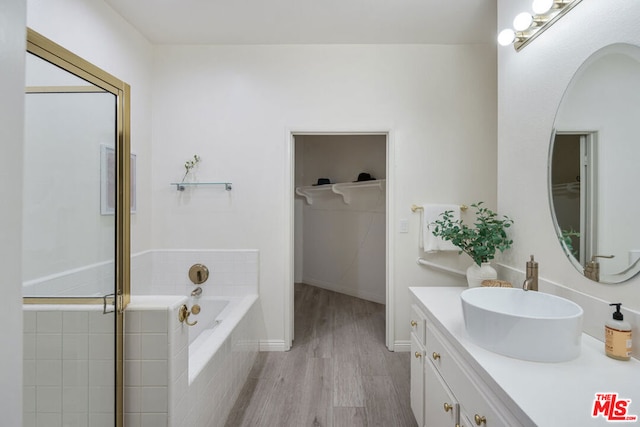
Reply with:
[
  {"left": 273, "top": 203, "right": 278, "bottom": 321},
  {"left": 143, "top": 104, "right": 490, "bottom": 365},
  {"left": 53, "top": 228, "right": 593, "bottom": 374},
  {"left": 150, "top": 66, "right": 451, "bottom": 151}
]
[
  {"left": 432, "top": 352, "right": 441, "bottom": 360},
  {"left": 443, "top": 402, "right": 453, "bottom": 412},
  {"left": 414, "top": 351, "right": 422, "bottom": 359},
  {"left": 411, "top": 320, "right": 418, "bottom": 327},
  {"left": 474, "top": 414, "right": 487, "bottom": 425}
]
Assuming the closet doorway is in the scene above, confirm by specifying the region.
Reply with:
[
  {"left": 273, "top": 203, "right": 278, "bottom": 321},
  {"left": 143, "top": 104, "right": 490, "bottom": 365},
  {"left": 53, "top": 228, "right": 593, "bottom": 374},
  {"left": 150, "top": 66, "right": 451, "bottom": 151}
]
[{"left": 289, "top": 133, "right": 390, "bottom": 348}]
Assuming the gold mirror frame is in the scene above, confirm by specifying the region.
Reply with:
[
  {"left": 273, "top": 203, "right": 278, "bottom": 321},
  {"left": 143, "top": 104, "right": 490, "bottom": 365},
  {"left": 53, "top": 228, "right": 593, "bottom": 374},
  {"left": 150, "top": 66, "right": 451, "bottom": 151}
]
[{"left": 25, "top": 28, "right": 130, "bottom": 427}]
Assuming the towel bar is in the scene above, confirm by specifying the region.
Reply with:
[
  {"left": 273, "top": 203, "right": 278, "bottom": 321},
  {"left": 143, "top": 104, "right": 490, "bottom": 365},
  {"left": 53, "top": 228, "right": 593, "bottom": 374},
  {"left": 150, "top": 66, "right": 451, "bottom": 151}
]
[{"left": 411, "top": 204, "right": 468, "bottom": 213}]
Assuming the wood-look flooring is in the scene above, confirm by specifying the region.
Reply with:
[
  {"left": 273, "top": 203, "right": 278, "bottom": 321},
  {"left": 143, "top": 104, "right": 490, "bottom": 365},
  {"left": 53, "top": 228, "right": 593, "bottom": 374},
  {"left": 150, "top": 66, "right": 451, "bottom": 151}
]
[{"left": 225, "top": 283, "right": 417, "bottom": 427}]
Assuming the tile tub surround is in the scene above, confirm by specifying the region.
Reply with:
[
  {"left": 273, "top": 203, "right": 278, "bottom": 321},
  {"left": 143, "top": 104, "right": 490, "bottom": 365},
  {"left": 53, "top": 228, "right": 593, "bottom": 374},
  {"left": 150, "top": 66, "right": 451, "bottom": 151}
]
[
  {"left": 23, "top": 306, "right": 115, "bottom": 427},
  {"left": 125, "top": 294, "right": 259, "bottom": 427},
  {"left": 131, "top": 249, "right": 259, "bottom": 297}
]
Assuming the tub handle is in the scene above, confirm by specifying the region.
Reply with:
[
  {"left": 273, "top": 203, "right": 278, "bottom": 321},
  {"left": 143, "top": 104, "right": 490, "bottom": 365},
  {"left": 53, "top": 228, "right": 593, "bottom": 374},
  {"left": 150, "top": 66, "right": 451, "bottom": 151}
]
[{"left": 178, "top": 304, "right": 198, "bottom": 326}]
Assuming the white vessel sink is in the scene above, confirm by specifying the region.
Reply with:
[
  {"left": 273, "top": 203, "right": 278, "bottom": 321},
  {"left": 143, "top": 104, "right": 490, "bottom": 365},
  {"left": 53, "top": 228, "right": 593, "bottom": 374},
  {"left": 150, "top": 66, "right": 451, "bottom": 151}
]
[{"left": 460, "top": 287, "right": 583, "bottom": 362}]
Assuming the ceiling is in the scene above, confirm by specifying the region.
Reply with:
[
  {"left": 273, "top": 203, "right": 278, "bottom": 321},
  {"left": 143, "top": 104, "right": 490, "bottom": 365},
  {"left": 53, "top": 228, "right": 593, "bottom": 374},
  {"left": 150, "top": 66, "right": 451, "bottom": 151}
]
[{"left": 103, "top": 0, "right": 497, "bottom": 45}]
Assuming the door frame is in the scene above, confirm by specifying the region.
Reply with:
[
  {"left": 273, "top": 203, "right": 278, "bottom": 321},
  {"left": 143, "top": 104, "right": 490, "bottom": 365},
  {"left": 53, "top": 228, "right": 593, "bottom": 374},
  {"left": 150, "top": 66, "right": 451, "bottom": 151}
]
[{"left": 285, "top": 129, "right": 396, "bottom": 350}]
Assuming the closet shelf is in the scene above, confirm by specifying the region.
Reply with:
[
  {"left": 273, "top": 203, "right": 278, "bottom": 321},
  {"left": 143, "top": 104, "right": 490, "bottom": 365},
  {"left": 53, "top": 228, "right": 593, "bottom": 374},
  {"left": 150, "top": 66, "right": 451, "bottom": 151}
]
[
  {"left": 170, "top": 182, "right": 232, "bottom": 191},
  {"left": 295, "top": 179, "right": 385, "bottom": 205}
]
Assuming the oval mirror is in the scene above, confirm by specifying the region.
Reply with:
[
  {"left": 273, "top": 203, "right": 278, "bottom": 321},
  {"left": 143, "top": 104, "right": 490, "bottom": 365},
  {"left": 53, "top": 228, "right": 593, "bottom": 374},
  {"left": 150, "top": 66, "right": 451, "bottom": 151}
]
[{"left": 549, "top": 43, "right": 640, "bottom": 284}]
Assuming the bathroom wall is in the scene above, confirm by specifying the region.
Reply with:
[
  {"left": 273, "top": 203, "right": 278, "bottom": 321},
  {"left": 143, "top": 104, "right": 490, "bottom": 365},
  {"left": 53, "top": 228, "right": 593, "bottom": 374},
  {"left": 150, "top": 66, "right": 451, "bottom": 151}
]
[
  {"left": 497, "top": 0, "right": 640, "bottom": 309},
  {"left": 151, "top": 43, "right": 497, "bottom": 348},
  {"left": 0, "top": 1, "right": 27, "bottom": 424},
  {"left": 27, "top": 0, "right": 155, "bottom": 256},
  {"left": 26, "top": 0, "right": 497, "bottom": 350},
  {"left": 295, "top": 135, "right": 387, "bottom": 303}
]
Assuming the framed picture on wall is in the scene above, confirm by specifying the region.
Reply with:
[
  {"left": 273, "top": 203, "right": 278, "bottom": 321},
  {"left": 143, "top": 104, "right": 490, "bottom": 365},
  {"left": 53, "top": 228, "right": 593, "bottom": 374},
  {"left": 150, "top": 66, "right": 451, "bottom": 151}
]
[{"left": 101, "top": 145, "right": 137, "bottom": 215}]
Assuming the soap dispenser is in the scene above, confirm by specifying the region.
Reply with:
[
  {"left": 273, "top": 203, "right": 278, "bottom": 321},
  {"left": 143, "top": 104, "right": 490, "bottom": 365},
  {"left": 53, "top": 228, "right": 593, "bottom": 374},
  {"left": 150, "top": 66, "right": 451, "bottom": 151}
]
[{"left": 605, "top": 303, "right": 632, "bottom": 361}]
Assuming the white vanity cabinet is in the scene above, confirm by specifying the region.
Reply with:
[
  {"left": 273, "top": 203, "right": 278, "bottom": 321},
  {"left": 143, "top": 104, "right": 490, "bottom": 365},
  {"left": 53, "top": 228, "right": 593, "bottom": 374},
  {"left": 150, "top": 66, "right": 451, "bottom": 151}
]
[
  {"left": 425, "top": 322, "right": 519, "bottom": 426},
  {"left": 410, "top": 304, "right": 427, "bottom": 427},
  {"left": 410, "top": 289, "right": 529, "bottom": 427}
]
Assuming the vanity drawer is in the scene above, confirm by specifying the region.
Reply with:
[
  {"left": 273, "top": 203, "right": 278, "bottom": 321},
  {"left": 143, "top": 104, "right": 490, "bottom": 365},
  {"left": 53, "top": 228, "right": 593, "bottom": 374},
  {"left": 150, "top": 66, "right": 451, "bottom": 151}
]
[
  {"left": 426, "top": 323, "right": 516, "bottom": 427},
  {"left": 410, "top": 304, "right": 427, "bottom": 346}
]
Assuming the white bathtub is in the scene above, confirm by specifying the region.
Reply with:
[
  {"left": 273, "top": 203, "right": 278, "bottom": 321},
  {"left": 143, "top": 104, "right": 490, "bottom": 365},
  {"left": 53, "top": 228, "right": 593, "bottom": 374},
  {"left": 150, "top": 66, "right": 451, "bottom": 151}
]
[{"left": 186, "top": 295, "right": 258, "bottom": 384}]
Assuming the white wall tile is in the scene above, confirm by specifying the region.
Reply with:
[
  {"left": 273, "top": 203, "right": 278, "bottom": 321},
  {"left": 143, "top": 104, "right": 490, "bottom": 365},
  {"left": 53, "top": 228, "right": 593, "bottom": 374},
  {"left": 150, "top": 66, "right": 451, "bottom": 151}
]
[
  {"left": 140, "top": 311, "right": 168, "bottom": 333},
  {"left": 62, "top": 312, "right": 89, "bottom": 333},
  {"left": 62, "top": 386, "right": 88, "bottom": 412},
  {"left": 126, "top": 310, "right": 142, "bottom": 333},
  {"left": 36, "top": 412, "right": 62, "bottom": 427},
  {"left": 141, "top": 360, "right": 168, "bottom": 386},
  {"left": 24, "top": 333, "right": 36, "bottom": 359},
  {"left": 141, "top": 386, "right": 168, "bottom": 413},
  {"left": 125, "top": 360, "right": 141, "bottom": 387},
  {"left": 23, "top": 412, "right": 36, "bottom": 427},
  {"left": 24, "top": 360, "right": 36, "bottom": 386},
  {"left": 141, "top": 412, "right": 168, "bottom": 427},
  {"left": 24, "top": 311, "right": 37, "bottom": 333},
  {"left": 24, "top": 385, "right": 36, "bottom": 413},
  {"left": 36, "top": 360, "right": 62, "bottom": 386},
  {"left": 36, "top": 334, "right": 62, "bottom": 359},
  {"left": 37, "top": 312, "right": 62, "bottom": 333},
  {"left": 62, "top": 412, "right": 88, "bottom": 427},
  {"left": 126, "top": 333, "right": 143, "bottom": 360},
  {"left": 88, "top": 386, "right": 114, "bottom": 412},
  {"left": 88, "top": 360, "right": 114, "bottom": 387},
  {"left": 62, "top": 360, "right": 89, "bottom": 387},
  {"left": 125, "top": 412, "right": 141, "bottom": 427},
  {"left": 88, "top": 412, "right": 114, "bottom": 427},
  {"left": 62, "top": 334, "right": 89, "bottom": 359},
  {"left": 88, "top": 312, "right": 114, "bottom": 334},
  {"left": 88, "top": 334, "right": 114, "bottom": 360},
  {"left": 125, "top": 386, "right": 142, "bottom": 412},
  {"left": 36, "top": 386, "right": 61, "bottom": 412},
  {"left": 141, "top": 334, "right": 168, "bottom": 360}
]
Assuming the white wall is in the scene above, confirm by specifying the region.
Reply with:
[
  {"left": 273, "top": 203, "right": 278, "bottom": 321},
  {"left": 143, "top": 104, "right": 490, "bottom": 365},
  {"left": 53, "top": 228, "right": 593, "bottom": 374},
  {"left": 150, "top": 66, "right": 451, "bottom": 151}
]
[
  {"left": 0, "top": 1, "right": 27, "bottom": 424},
  {"left": 25, "top": 0, "right": 497, "bottom": 350},
  {"left": 27, "top": 0, "right": 155, "bottom": 256},
  {"left": 497, "top": 0, "right": 640, "bottom": 308},
  {"left": 152, "top": 44, "right": 497, "bottom": 347}
]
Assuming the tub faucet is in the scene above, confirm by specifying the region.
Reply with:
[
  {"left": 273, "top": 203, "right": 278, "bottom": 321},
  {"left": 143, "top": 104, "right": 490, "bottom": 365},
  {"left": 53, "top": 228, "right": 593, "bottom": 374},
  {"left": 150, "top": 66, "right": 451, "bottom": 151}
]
[
  {"left": 191, "top": 286, "right": 203, "bottom": 297},
  {"left": 522, "top": 255, "right": 538, "bottom": 292}
]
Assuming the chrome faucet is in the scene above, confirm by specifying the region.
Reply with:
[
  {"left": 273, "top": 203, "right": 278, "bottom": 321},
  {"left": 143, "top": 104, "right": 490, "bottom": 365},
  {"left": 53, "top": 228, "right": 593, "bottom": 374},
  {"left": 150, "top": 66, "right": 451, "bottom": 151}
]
[
  {"left": 191, "top": 286, "right": 203, "bottom": 297},
  {"left": 522, "top": 255, "right": 538, "bottom": 291}
]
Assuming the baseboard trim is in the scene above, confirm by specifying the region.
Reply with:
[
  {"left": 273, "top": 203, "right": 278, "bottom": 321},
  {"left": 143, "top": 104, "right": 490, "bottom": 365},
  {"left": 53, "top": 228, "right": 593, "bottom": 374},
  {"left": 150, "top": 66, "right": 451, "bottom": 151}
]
[
  {"left": 259, "top": 340, "right": 289, "bottom": 352},
  {"left": 301, "top": 278, "right": 385, "bottom": 304},
  {"left": 393, "top": 340, "right": 411, "bottom": 352}
]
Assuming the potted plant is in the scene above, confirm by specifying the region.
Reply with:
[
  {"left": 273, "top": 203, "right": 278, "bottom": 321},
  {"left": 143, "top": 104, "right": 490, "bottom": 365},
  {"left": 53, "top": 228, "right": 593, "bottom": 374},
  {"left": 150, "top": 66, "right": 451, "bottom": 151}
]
[{"left": 431, "top": 202, "right": 514, "bottom": 287}]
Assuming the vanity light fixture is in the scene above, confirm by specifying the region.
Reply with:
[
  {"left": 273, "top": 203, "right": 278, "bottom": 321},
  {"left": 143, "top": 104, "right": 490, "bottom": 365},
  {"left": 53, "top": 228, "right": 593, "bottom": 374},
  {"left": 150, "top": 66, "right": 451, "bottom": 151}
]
[{"left": 498, "top": 0, "right": 583, "bottom": 51}]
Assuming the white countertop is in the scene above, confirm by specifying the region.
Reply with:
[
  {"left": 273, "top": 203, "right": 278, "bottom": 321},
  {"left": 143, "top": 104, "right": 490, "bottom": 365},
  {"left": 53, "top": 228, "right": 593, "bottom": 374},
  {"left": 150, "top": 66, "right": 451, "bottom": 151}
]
[{"left": 409, "top": 286, "right": 640, "bottom": 427}]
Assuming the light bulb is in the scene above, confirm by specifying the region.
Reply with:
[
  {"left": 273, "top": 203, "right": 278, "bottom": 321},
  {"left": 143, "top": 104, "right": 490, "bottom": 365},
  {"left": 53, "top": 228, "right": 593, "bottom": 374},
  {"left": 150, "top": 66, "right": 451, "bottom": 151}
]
[
  {"left": 497, "top": 29, "right": 516, "bottom": 46},
  {"left": 532, "top": 0, "right": 554, "bottom": 14},
  {"left": 513, "top": 12, "right": 533, "bottom": 31}
]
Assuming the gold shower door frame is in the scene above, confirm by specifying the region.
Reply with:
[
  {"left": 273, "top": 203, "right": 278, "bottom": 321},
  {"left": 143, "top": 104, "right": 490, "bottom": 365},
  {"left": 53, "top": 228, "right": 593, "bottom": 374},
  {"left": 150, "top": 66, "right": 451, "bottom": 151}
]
[{"left": 24, "top": 28, "right": 130, "bottom": 427}]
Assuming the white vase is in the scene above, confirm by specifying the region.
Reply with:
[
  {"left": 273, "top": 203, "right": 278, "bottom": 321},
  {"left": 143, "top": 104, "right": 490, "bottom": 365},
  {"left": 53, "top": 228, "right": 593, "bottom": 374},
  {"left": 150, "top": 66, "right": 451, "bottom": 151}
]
[{"left": 466, "top": 262, "right": 497, "bottom": 288}]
